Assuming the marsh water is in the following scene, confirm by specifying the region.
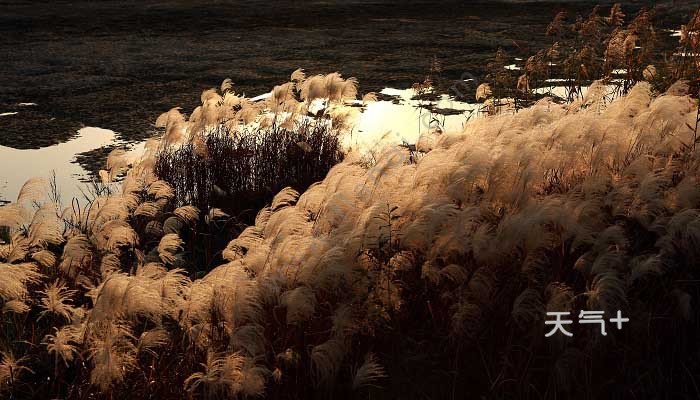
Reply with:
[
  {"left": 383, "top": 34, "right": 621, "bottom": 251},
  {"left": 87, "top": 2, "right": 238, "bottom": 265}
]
[
  {"left": 0, "top": 0, "right": 693, "bottom": 202},
  {"left": 0, "top": 127, "right": 116, "bottom": 203}
]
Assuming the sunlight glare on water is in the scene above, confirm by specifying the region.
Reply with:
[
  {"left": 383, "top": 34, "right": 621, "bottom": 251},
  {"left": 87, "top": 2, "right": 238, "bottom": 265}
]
[
  {"left": 347, "top": 87, "right": 479, "bottom": 152},
  {"left": 0, "top": 127, "right": 116, "bottom": 203}
]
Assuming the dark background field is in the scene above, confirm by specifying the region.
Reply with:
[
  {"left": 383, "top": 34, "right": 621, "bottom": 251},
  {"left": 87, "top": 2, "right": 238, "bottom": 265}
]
[{"left": 0, "top": 0, "right": 694, "bottom": 150}]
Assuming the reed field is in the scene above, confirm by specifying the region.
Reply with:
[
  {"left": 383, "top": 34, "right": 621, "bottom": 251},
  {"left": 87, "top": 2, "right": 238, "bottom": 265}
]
[{"left": 1, "top": 4, "right": 700, "bottom": 400}]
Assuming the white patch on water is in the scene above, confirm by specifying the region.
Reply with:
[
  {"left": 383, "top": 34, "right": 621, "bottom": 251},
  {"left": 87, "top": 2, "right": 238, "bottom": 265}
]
[
  {"left": 668, "top": 29, "right": 697, "bottom": 39},
  {"left": 18, "top": 103, "right": 37, "bottom": 107},
  {"left": 379, "top": 88, "right": 409, "bottom": 97},
  {"left": 345, "top": 87, "right": 480, "bottom": 152},
  {"left": 0, "top": 127, "right": 116, "bottom": 203},
  {"left": 250, "top": 92, "right": 271, "bottom": 102},
  {"left": 0, "top": 112, "right": 18, "bottom": 117}
]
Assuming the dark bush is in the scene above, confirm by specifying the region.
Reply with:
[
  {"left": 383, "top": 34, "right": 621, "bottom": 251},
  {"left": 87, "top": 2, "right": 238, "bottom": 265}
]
[{"left": 154, "top": 118, "right": 344, "bottom": 223}]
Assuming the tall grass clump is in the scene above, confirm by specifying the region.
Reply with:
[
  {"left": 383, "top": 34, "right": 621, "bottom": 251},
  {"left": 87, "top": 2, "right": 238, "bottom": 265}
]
[
  {"left": 154, "top": 118, "right": 343, "bottom": 219},
  {"left": 147, "top": 70, "right": 359, "bottom": 221}
]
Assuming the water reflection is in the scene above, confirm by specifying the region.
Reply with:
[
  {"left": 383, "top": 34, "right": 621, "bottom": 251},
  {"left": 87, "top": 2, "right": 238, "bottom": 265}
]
[
  {"left": 0, "top": 127, "right": 115, "bottom": 203},
  {"left": 348, "top": 87, "right": 479, "bottom": 152}
]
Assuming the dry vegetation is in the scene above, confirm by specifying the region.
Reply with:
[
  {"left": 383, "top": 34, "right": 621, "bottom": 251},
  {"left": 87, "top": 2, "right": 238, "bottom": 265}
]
[
  {"left": 475, "top": 5, "right": 700, "bottom": 112},
  {"left": 1, "top": 5, "right": 700, "bottom": 400},
  {"left": 153, "top": 72, "right": 349, "bottom": 219}
]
